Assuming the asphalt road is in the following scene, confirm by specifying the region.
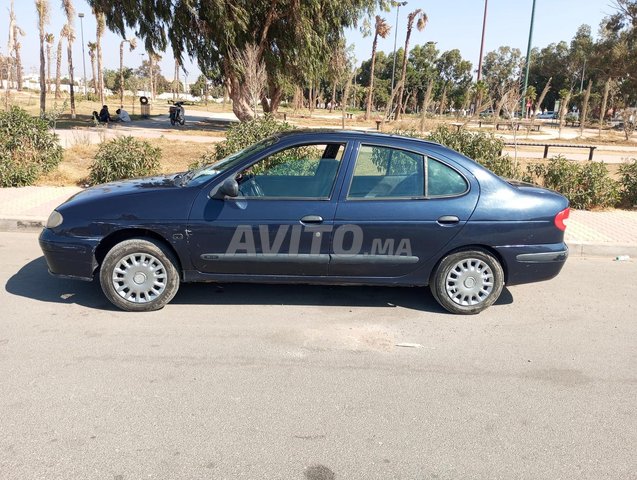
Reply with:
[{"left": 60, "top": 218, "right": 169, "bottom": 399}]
[{"left": 0, "top": 232, "right": 635, "bottom": 480}]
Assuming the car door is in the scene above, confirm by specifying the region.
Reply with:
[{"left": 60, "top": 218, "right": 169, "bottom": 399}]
[
  {"left": 187, "top": 140, "right": 351, "bottom": 276},
  {"left": 329, "top": 141, "right": 479, "bottom": 278}
]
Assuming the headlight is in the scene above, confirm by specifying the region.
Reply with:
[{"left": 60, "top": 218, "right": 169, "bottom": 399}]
[{"left": 46, "top": 211, "right": 64, "bottom": 229}]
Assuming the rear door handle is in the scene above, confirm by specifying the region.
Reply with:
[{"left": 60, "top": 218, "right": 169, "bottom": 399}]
[
  {"left": 300, "top": 215, "right": 323, "bottom": 224},
  {"left": 437, "top": 215, "right": 460, "bottom": 225}
]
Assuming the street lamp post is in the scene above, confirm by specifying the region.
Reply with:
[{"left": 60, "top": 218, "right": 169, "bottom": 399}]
[
  {"left": 522, "top": 0, "right": 537, "bottom": 117},
  {"left": 390, "top": 1, "right": 407, "bottom": 115},
  {"left": 78, "top": 13, "right": 87, "bottom": 96},
  {"left": 477, "top": 0, "right": 488, "bottom": 82}
]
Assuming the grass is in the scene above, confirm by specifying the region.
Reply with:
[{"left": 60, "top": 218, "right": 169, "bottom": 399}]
[{"left": 38, "top": 139, "right": 215, "bottom": 187}]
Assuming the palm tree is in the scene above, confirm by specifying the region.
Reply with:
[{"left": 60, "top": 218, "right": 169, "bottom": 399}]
[
  {"left": 35, "top": 1, "right": 50, "bottom": 114},
  {"left": 394, "top": 9, "right": 428, "bottom": 120},
  {"left": 45, "top": 33, "right": 54, "bottom": 94},
  {"left": 62, "top": 0, "right": 76, "bottom": 118},
  {"left": 88, "top": 41, "right": 97, "bottom": 99},
  {"left": 94, "top": 9, "right": 105, "bottom": 105},
  {"left": 364, "top": 16, "right": 391, "bottom": 121},
  {"left": 55, "top": 26, "right": 67, "bottom": 99},
  {"left": 119, "top": 37, "right": 137, "bottom": 107}
]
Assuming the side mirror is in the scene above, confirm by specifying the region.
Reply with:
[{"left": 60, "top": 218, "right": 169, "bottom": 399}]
[{"left": 213, "top": 177, "right": 239, "bottom": 199}]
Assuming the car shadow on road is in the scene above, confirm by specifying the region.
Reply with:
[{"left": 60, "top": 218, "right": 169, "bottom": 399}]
[
  {"left": 6, "top": 256, "right": 514, "bottom": 313},
  {"left": 5, "top": 257, "right": 114, "bottom": 310}
]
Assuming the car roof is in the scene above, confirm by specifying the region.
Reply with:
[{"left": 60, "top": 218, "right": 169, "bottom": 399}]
[{"left": 273, "top": 128, "right": 442, "bottom": 148}]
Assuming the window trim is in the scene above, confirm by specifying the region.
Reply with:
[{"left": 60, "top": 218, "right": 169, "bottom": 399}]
[{"left": 344, "top": 144, "right": 470, "bottom": 201}]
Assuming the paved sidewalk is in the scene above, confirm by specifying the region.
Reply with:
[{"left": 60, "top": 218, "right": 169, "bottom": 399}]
[{"left": 1, "top": 186, "right": 636, "bottom": 258}]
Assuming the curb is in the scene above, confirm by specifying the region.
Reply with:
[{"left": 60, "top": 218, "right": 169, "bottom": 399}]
[
  {"left": 567, "top": 242, "right": 637, "bottom": 259},
  {"left": 0, "top": 218, "right": 46, "bottom": 232}
]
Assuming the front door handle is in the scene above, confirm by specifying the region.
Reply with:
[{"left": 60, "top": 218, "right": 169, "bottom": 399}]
[
  {"left": 300, "top": 215, "right": 323, "bottom": 224},
  {"left": 437, "top": 215, "right": 460, "bottom": 225}
]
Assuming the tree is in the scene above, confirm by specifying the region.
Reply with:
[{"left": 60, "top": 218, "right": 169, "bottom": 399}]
[
  {"left": 54, "top": 26, "right": 67, "bottom": 99},
  {"left": 88, "top": 41, "right": 97, "bottom": 98},
  {"left": 62, "top": 0, "right": 76, "bottom": 118},
  {"left": 36, "top": 0, "right": 50, "bottom": 114},
  {"left": 45, "top": 33, "right": 54, "bottom": 94},
  {"left": 87, "top": 0, "right": 380, "bottom": 121},
  {"left": 232, "top": 44, "right": 267, "bottom": 117},
  {"left": 364, "top": 15, "right": 391, "bottom": 120},
  {"left": 394, "top": 8, "right": 427, "bottom": 120},
  {"left": 119, "top": 37, "right": 137, "bottom": 107},
  {"left": 482, "top": 46, "right": 523, "bottom": 118},
  {"left": 94, "top": 9, "right": 105, "bottom": 104}
]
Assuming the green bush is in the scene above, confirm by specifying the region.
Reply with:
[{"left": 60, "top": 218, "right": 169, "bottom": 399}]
[
  {"left": 190, "top": 115, "right": 294, "bottom": 170},
  {"left": 426, "top": 125, "right": 504, "bottom": 164},
  {"left": 526, "top": 156, "right": 620, "bottom": 209},
  {"left": 0, "top": 107, "right": 63, "bottom": 187},
  {"left": 88, "top": 136, "right": 161, "bottom": 185},
  {"left": 618, "top": 158, "right": 637, "bottom": 207}
]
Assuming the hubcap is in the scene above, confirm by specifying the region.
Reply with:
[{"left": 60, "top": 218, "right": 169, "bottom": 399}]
[
  {"left": 112, "top": 253, "right": 167, "bottom": 304},
  {"left": 445, "top": 258, "right": 494, "bottom": 306}
]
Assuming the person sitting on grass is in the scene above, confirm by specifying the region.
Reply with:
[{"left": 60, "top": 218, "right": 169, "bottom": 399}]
[
  {"left": 114, "top": 108, "right": 131, "bottom": 123},
  {"left": 97, "top": 105, "right": 111, "bottom": 123}
]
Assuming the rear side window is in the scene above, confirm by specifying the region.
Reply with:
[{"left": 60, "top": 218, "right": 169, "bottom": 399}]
[
  {"left": 348, "top": 145, "right": 424, "bottom": 198},
  {"left": 427, "top": 157, "right": 468, "bottom": 197}
]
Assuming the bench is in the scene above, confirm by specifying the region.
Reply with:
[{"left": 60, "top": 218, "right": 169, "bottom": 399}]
[
  {"left": 496, "top": 122, "right": 541, "bottom": 132},
  {"left": 502, "top": 142, "right": 597, "bottom": 160},
  {"left": 450, "top": 122, "right": 464, "bottom": 132}
]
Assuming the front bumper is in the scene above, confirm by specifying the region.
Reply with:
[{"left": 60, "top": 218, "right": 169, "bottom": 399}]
[
  {"left": 39, "top": 228, "right": 100, "bottom": 281},
  {"left": 495, "top": 242, "right": 568, "bottom": 286}
]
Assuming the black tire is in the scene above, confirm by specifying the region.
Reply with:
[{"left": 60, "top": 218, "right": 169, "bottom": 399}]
[
  {"left": 178, "top": 117, "right": 185, "bottom": 125},
  {"left": 430, "top": 249, "right": 504, "bottom": 315},
  {"left": 99, "top": 238, "right": 180, "bottom": 312},
  {"left": 139, "top": 96, "right": 149, "bottom": 105},
  {"left": 170, "top": 118, "right": 176, "bottom": 126}
]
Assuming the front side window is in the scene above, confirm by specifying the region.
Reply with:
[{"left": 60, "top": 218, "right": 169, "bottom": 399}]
[
  {"left": 348, "top": 145, "right": 424, "bottom": 199},
  {"left": 236, "top": 143, "right": 345, "bottom": 198}
]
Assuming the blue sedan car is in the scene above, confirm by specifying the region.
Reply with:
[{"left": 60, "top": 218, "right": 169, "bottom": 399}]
[{"left": 39, "top": 130, "right": 569, "bottom": 314}]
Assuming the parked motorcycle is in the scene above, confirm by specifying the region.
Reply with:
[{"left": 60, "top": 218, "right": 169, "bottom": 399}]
[{"left": 169, "top": 101, "right": 185, "bottom": 126}]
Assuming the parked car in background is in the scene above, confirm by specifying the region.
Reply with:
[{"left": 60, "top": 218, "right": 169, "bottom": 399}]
[
  {"left": 536, "top": 111, "right": 557, "bottom": 119},
  {"left": 39, "top": 131, "right": 569, "bottom": 314}
]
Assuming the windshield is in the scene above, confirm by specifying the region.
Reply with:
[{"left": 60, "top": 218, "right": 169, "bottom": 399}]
[{"left": 184, "top": 136, "right": 279, "bottom": 186}]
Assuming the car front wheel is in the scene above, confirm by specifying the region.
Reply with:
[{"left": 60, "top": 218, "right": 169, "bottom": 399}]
[
  {"left": 430, "top": 249, "right": 504, "bottom": 315},
  {"left": 99, "top": 238, "right": 180, "bottom": 312}
]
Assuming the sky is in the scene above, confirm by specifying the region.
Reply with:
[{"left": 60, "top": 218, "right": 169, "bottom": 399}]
[{"left": 0, "top": 0, "right": 618, "bottom": 84}]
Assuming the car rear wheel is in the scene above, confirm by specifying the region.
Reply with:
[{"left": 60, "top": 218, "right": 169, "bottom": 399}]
[
  {"left": 431, "top": 249, "right": 504, "bottom": 314},
  {"left": 99, "top": 238, "right": 180, "bottom": 312}
]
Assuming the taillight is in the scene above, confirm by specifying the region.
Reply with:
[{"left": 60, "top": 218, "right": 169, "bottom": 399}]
[{"left": 554, "top": 207, "right": 570, "bottom": 231}]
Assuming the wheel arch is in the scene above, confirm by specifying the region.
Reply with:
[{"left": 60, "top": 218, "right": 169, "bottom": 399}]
[
  {"left": 428, "top": 244, "right": 509, "bottom": 286},
  {"left": 94, "top": 228, "right": 184, "bottom": 277}
]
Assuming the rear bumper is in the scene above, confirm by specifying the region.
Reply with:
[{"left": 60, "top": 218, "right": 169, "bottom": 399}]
[
  {"left": 495, "top": 243, "right": 568, "bottom": 286},
  {"left": 39, "top": 228, "right": 100, "bottom": 281}
]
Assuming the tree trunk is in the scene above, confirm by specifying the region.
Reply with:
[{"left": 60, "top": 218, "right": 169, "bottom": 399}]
[
  {"left": 173, "top": 59, "right": 179, "bottom": 101},
  {"left": 364, "top": 32, "right": 379, "bottom": 121},
  {"left": 119, "top": 42, "right": 124, "bottom": 107},
  {"left": 39, "top": 34, "right": 46, "bottom": 114},
  {"left": 96, "top": 16, "right": 105, "bottom": 105},
  {"left": 89, "top": 53, "right": 97, "bottom": 100},
  {"left": 15, "top": 40, "right": 23, "bottom": 91},
  {"left": 419, "top": 79, "right": 434, "bottom": 132},
  {"left": 55, "top": 37, "right": 63, "bottom": 99},
  {"left": 557, "top": 90, "right": 571, "bottom": 140},
  {"left": 149, "top": 53, "right": 155, "bottom": 101},
  {"left": 330, "top": 81, "right": 337, "bottom": 112},
  {"left": 395, "top": 24, "right": 414, "bottom": 121},
  {"left": 439, "top": 84, "right": 448, "bottom": 115},
  {"left": 46, "top": 42, "right": 52, "bottom": 94},
  {"left": 534, "top": 77, "right": 551, "bottom": 116},
  {"left": 67, "top": 41, "right": 76, "bottom": 118},
  {"left": 227, "top": 73, "right": 255, "bottom": 121},
  {"left": 598, "top": 78, "right": 611, "bottom": 138},
  {"left": 580, "top": 80, "right": 592, "bottom": 138}
]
